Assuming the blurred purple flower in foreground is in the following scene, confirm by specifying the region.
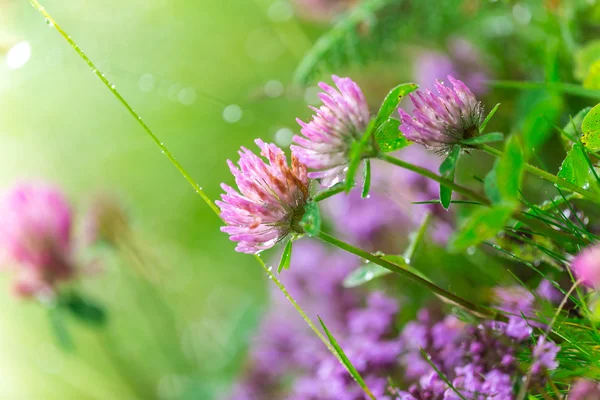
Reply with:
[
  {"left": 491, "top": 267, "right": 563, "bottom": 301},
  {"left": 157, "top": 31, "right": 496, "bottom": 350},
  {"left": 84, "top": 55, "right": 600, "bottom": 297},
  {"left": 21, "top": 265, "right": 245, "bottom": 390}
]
[
  {"left": 399, "top": 76, "right": 484, "bottom": 154},
  {"left": 292, "top": 75, "right": 371, "bottom": 187},
  {"left": 571, "top": 243, "right": 600, "bottom": 288},
  {"left": 293, "top": 0, "right": 357, "bottom": 21},
  {"left": 217, "top": 139, "right": 310, "bottom": 254},
  {"left": 0, "top": 183, "right": 75, "bottom": 298}
]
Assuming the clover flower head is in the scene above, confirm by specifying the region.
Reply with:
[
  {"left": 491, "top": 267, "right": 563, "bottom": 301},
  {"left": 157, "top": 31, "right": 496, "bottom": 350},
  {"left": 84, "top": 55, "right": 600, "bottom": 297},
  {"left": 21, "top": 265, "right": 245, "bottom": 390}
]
[
  {"left": 398, "top": 75, "right": 484, "bottom": 154},
  {"left": 217, "top": 139, "right": 310, "bottom": 254},
  {"left": 291, "top": 75, "right": 370, "bottom": 187}
]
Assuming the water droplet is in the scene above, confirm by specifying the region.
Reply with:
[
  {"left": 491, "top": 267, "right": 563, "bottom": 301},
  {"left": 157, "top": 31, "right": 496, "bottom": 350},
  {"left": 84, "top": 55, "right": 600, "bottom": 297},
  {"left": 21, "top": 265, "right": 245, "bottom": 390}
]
[
  {"left": 268, "top": 266, "right": 273, "bottom": 272},
  {"left": 466, "top": 246, "right": 476, "bottom": 255},
  {"left": 274, "top": 127, "right": 293, "bottom": 147},
  {"left": 138, "top": 73, "right": 155, "bottom": 92},
  {"left": 45, "top": 18, "right": 54, "bottom": 27},
  {"left": 178, "top": 87, "right": 197, "bottom": 106},
  {"left": 264, "top": 80, "right": 285, "bottom": 98},
  {"left": 223, "top": 104, "right": 243, "bottom": 123},
  {"left": 268, "top": 0, "right": 294, "bottom": 22},
  {"left": 364, "top": 271, "right": 374, "bottom": 281},
  {"left": 6, "top": 41, "right": 32, "bottom": 70},
  {"left": 110, "top": 83, "right": 116, "bottom": 89}
]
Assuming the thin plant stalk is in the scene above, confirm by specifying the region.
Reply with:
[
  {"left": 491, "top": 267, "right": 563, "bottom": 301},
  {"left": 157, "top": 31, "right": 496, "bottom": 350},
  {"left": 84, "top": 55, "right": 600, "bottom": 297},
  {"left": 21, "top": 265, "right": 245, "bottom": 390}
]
[
  {"left": 478, "top": 144, "right": 600, "bottom": 204},
  {"left": 28, "top": 2, "right": 376, "bottom": 397},
  {"left": 316, "top": 231, "right": 498, "bottom": 319}
]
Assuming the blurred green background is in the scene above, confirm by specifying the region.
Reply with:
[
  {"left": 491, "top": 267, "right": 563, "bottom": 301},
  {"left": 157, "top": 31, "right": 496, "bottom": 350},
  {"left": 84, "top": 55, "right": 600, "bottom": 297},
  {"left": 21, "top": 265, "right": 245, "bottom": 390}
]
[{"left": 0, "top": 0, "right": 334, "bottom": 398}]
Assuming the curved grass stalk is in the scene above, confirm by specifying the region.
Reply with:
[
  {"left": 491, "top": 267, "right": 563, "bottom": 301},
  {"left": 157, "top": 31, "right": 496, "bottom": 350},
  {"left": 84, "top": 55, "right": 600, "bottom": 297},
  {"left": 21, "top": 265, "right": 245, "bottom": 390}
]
[{"left": 27, "top": 2, "right": 375, "bottom": 398}]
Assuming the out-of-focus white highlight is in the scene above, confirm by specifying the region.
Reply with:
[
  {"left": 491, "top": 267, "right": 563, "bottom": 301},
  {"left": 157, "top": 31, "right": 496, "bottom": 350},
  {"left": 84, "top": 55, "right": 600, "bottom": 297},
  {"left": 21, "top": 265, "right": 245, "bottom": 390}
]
[{"left": 6, "top": 41, "right": 32, "bottom": 70}]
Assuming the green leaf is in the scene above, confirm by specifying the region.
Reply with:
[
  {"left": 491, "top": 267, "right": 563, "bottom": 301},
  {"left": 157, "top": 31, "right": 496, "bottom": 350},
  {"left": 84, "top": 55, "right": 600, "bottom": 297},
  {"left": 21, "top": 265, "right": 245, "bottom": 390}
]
[
  {"left": 478, "top": 103, "right": 500, "bottom": 133},
  {"left": 374, "top": 118, "right": 411, "bottom": 152},
  {"left": 313, "top": 182, "right": 345, "bottom": 202},
  {"left": 48, "top": 307, "right": 74, "bottom": 350},
  {"left": 361, "top": 159, "right": 371, "bottom": 198},
  {"left": 277, "top": 240, "right": 293, "bottom": 274},
  {"left": 318, "top": 317, "right": 376, "bottom": 400},
  {"left": 558, "top": 143, "right": 599, "bottom": 191},
  {"left": 483, "top": 162, "right": 502, "bottom": 204},
  {"left": 496, "top": 135, "right": 524, "bottom": 202},
  {"left": 448, "top": 204, "right": 514, "bottom": 252},
  {"left": 343, "top": 263, "right": 392, "bottom": 288},
  {"left": 575, "top": 40, "right": 600, "bottom": 81},
  {"left": 584, "top": 60, "right": 600, "bottom": 90},
  {"left": 460, "top": 132, "right": 503, "bottom": 145},
  {"left": 345, "top": 120, "right": 375, "bottom": 193},
  {"left": 439, "top": 145, "right": 460, "bottom": 209},
  {"left": 373, "top": 83, "right": 418, "bottom": 129},
  {"left": 581, "top": 103, "right": 600, "bottom": 151},
  {"left": 300, "top": 202, "right": 321, "bottom": 236},
  {"left": 62, "top": 293, "right": 107, "bottom": 326},
  {"left": 402, "top": 213, "right": 431, "bottom": 263},
  {"left": 518, "top": 90, "right": 562, "bottom": 153}
]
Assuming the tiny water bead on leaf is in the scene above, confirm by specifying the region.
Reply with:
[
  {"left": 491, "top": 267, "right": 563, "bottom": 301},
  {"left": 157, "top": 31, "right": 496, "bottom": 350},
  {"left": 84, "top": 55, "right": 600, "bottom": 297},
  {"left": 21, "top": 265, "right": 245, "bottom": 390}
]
[
  {"left": 217, "top": 140, "right": 310, "bottom": 254},
  {"left": 291, "top": 75, "right": 371, "bottom": 187},
  {"left": 398, "top": 75, "right": 485, "bottom": 154}
]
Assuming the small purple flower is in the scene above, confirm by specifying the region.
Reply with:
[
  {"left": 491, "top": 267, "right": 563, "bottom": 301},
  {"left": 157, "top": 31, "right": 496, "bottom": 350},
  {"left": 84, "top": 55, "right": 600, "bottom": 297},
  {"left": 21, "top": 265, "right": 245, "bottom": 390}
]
[
  {"left": 398, "top": 76, "right": 484, "bottom": 154},
  {"left": 536, "top": 279, "right": 562, "bottom": 303},
  {"left": 217, "top": 139, "right": 310, "bottom": 254},
  {"left": 0, "top": 183, "right": 75, "bottom": 298},
  {"left": 291, "top": 75, "right": 371, "bottom": 187},
  {"left": 531, "top": 337, "right": 559, "bottom": 375},
  {"left": 568, "top": 379, "right": 600, "bottom": 400},
  {"left": 571, "top": 244, "right": 600, "bottom": 288}
]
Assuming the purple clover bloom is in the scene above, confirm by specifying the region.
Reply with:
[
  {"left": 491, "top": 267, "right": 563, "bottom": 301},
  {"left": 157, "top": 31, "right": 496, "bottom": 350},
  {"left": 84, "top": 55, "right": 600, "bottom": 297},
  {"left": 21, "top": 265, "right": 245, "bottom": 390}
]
[
  {"left": 291, "top": 75, "right": 371, "bottom": 187},
  {"left": 398, "top": 76, "right": 485, "bottom": 154},
  {"left": 0, "top": 183, "right": 75, "bottom": 298},
  {"left": 531, "top": 337, "right": 559, "bottom": 375},
  {"left": 217, "top": 139, "right": 310, "bottom": 254}
]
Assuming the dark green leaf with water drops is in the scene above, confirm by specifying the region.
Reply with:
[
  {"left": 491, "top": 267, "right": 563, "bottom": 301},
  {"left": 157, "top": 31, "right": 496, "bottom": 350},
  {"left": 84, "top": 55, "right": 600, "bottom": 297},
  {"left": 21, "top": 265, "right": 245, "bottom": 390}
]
[
  {"left": 478, "top": 103, "right": 500, "bottom": 133},
  {"left": 277, "top": 240, "right": 293, "bottom": 274},
  {"left": 313, "top": 182, "right": 345, "bottom": 202},
  {"left": 361, "top": 159, "right": 371, "bottom": 198},
  {"left": 460, "top": 132, "right": 503, "bottom": 145},
  {"left": 62, "top": 292, "right": 107, "bottom": 326},
  {"left": 439, "top": 145, "right": 460, "bottom": 209},
  {"left": 560, "top": 107, "right": 592, "bottom": 148},
  {"left": 374, "top": 118, "right": 411, "bottom": 152},
  {"left": 581, "top": 103, "right": 600, "bottom": 151},
  {"left": 373, "top": 83, "right": 418, "bottom": 130},
  {"left": 496, "top": 135, "right": 523, "bottom": 202},
  {"left": 300, "top": 202, "right": 321, "bottom": 236},
  {"left": 48, "top": 306, "right": 74, "bottom": 350},
  {"left": 448, "top": 204, "right": 514, "bottom": 252},
  {"left": 318, "top": 317, "right": 376, "bottom": 400}
]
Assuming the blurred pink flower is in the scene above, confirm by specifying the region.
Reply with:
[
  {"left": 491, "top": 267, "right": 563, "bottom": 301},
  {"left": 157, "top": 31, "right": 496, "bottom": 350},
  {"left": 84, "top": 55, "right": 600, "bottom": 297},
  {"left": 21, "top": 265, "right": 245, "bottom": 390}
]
[
  {"left": 0, "top": 183, "right": 75, "bottom": 298},
  {"left": 293, "top": 0, "right": 357, "bottom": 21},
  {"left": 571, "top": 244, "right": 600, "bottom": 288},
  {"left": 217, "top": 139, "right": 310, "bottom": 254}
]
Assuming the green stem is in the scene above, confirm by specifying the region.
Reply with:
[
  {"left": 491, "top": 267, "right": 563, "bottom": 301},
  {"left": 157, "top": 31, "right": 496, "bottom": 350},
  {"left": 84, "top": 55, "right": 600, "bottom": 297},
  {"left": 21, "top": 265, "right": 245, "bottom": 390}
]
[
  {"left": 380, "top": 153, "right": 575, "bottom": 243},
  {"left": 479, "top": 144, "right": 600, "bottom": 204},
  {"left": 378, "top": 153, "right": 491, "bottom": 205},
  {"left": 316, "top": 231, "right": 497, "bottom": 319}
]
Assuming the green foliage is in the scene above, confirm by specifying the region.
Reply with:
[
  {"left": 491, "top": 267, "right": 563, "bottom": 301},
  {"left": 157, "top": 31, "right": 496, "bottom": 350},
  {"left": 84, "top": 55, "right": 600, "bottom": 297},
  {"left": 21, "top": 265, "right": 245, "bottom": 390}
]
[
  {"left": 373, "top": 83, "right": 418, "bottom": 129},
  {"left": 460, "top": 132, "right": 504, "bottom": 145},
  {"left": 496, "top": 135, "right": 524, "bottom": 202},
  {"left": 300, "top": 202, "right": 321, "bottom": 236},
  {"left": 47, "top": 306, "right": 74, "bottom": 351},
  {"left": 361, "top": 159, "right": 372, "bottom": 198},
  {"left": 484, "top": 163, "right": 502, "bottom": 204},
  {"left": 277, "top": 240, "right": 293, "bottom": 274},
  {"left": 517, "top": 90, "right": 563, "bottom": 154},
  {"left": 313, "top": 182, "right": 346, "bottom": 202},
  {"left": 558, "top": 143, "right": 598, "bottom": 191},
  {"left": 448, "top": 205, "right": 514, "bottom": 252},
  {"left": 345, "top": 120, "right": 375, "bottom": 192},
  {"left": 575, "top": 40, "right": 600, "bottom": 81},
  {"left": 439, "top": 145, "right": 460, "bottom": 209},
  {"left": 61, "top": 292, "right": 107, "bottom": 327},
  {"left": 478, "top": 104, "right": 501, "bottom": 134},
  {"left": 318, "top": 317, "right": 376, "bottom": 400},
  {"left": 374, "top": 118, "right": 411, "bottom": 152},
  {"left": 581, "top": 103, "right": 600, "bottom": 151}
]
